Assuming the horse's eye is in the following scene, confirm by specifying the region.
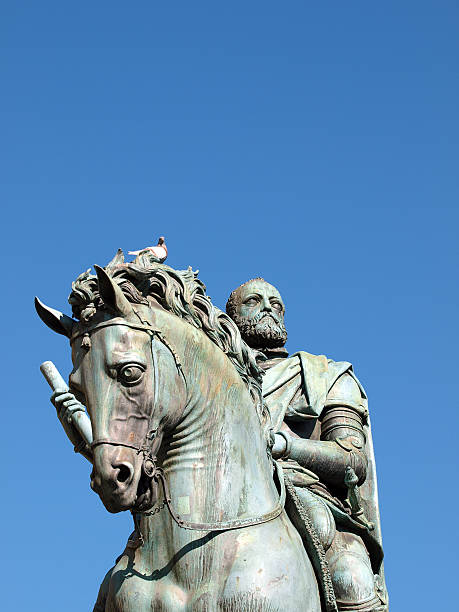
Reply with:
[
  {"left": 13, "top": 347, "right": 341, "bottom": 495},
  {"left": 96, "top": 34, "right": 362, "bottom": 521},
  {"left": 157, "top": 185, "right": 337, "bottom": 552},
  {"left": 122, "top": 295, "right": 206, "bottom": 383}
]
[{"left": 118, "top": 364, "right": 145, "bottom": 385}]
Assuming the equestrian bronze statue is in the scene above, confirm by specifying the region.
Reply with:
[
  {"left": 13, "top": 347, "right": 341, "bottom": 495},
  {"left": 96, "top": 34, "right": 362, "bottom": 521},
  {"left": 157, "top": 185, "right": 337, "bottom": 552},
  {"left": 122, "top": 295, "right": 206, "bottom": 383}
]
[{"left": 36, "top": 250, "right": 387, "bottom": 611}]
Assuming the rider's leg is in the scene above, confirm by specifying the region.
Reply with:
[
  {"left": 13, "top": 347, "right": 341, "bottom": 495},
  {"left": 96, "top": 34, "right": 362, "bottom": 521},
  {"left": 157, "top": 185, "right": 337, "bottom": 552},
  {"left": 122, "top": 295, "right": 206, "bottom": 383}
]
[
  {"left": 294, "top": 486, "right": 336, "bottom": 551},
  {"left": 326, "top": 530, "right": 384, "bottom": 611}
]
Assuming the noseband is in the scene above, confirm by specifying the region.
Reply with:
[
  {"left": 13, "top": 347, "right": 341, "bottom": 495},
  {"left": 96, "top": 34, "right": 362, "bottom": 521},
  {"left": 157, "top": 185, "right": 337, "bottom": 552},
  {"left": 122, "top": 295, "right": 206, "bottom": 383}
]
[{"left": 71, "top": 310, "right": 286, "bottom": 536}]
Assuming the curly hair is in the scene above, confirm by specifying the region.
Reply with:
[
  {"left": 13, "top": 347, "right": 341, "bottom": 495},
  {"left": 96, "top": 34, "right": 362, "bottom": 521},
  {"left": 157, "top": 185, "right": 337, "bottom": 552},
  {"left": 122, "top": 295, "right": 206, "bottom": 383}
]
[{"left": 68, "top": 252, "right": 266, "bottom": 421}]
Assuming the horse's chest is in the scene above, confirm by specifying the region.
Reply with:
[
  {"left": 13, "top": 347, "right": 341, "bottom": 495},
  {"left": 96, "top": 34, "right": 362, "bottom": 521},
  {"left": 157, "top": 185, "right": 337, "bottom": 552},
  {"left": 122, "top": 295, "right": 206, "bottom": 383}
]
[
  {"left": 107, "top": 532, "right": 240, "bottom": 611},
  {"left": 108, "top": 576, "right": 188, "bottom": 612}
]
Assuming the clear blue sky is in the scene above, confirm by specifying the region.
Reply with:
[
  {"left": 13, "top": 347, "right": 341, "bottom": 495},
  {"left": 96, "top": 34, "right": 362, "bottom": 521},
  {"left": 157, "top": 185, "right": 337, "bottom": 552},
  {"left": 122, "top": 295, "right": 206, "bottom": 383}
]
[{"left": 1, "top": 2, "right": 457, "bottom": 610}]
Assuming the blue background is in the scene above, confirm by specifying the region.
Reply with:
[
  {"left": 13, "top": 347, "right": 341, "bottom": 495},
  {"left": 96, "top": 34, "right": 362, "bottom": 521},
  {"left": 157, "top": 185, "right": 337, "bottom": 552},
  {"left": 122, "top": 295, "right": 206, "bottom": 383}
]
[{"left": 1, "top": 2, "right": 457, "bottom": 609}]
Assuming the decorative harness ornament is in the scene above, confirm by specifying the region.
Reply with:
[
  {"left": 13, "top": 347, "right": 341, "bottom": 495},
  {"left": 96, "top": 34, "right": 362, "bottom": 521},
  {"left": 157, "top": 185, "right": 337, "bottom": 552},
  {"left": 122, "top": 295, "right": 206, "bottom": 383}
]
[{"left": 71, "top": 315, "right": 287, "bottom": 535}]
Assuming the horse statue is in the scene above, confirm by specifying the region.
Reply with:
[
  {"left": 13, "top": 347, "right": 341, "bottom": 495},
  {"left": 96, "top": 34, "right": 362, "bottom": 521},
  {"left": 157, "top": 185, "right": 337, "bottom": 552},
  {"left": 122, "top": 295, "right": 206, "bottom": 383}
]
[{"left": 36, "top": 255, "right": 329, "bottom": 612}]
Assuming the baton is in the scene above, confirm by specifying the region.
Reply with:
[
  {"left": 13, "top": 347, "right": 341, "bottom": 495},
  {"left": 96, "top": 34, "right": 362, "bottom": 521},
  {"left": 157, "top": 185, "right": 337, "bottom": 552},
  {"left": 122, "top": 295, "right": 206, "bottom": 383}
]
[{"left": 40, "top": 360, "right": 93, "bottom": 447}]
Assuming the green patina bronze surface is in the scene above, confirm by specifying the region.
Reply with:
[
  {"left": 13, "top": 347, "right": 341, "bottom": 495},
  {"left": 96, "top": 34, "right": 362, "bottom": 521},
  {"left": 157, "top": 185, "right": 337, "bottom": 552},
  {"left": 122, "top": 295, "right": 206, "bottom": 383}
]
[
  {"left": 226, "top": 279, "right": 388, "bottom": 611},
  {"left": 36, "top": 252, "right": 387, "bottom": 611}
]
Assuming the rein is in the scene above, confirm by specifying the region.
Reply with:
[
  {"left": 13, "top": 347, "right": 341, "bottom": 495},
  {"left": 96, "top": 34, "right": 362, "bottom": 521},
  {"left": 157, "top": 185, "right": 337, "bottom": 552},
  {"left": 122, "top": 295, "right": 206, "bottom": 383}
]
[
  {"left": 139, "top": 459, "right": 286, "bottom": 533},
  {"left": 74, "top": 312, "right": 285, "bottom": 536}
]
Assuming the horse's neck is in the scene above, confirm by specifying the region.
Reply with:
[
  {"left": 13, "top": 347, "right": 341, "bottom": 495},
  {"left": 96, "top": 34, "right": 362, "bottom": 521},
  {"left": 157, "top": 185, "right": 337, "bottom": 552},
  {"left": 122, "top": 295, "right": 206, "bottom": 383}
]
[{"left": 154, "top": 312, "right": 278, "bottom": 523}]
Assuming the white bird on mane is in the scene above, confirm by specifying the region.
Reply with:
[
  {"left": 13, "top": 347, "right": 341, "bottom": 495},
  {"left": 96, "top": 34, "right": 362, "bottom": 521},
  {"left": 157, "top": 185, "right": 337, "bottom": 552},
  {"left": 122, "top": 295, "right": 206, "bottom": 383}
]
[{"left": 128, "top": 236, "right": 168, "bottom": 262}]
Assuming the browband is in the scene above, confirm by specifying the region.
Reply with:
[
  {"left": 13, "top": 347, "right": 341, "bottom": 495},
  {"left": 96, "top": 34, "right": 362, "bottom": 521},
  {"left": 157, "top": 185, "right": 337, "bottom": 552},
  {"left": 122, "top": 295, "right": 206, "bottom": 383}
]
[{"left": 70, "top": 318, "right": 159, "bottom": 344}]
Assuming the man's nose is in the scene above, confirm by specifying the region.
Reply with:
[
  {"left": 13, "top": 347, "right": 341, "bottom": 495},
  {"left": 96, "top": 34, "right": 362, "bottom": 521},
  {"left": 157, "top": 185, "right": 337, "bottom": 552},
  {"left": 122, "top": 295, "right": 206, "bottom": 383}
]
[{"left": 261, "top": 297, "right": 273, "bottom": 311}]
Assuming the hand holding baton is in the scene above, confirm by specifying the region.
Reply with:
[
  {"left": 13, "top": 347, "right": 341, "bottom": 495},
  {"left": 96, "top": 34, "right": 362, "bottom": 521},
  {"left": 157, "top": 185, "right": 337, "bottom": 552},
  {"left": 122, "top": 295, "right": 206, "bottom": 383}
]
[{"left": 40, "top": 361, "right": 93, "bottom": 461}]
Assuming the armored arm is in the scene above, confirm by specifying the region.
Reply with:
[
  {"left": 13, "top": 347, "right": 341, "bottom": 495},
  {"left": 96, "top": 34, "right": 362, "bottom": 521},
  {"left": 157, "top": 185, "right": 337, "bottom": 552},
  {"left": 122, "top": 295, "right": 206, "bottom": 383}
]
[{"left": 273, "top": 373, "right": 368, "bottom": 486}]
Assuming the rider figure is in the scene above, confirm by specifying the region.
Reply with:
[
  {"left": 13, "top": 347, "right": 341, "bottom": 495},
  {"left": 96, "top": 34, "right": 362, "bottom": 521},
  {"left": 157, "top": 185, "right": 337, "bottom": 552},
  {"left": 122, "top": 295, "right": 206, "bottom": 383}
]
[{"left": 226, "top": 278, "right": 388, "bottom": 612}]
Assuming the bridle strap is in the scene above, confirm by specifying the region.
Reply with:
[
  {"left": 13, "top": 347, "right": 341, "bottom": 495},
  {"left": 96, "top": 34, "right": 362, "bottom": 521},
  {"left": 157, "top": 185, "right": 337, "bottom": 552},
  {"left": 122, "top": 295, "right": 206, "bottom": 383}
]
[
  {"left": 137, "top": 460, "right": 286, "bottom": 532},
  {"left": 91, "top": 439, "right": 151, "bottom": 454},
  {"left": 80, "top": 315, "right": 284, "bottom": 533},
  {"left": 82, "top": 311, "right": 179, "bottom": 465},
  {"left": 87, "top": 316, "right": 164, "bottom": 476},
  {"left": 70, "top": 318, "right": 160, "bottom": 344}
]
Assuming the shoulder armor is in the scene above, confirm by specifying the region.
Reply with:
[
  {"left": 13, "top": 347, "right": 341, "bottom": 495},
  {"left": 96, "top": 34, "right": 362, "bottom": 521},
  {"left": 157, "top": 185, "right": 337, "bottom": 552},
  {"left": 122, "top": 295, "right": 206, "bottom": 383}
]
[{"left": 325, "top": 372, "right": 366, "bottom": 417}]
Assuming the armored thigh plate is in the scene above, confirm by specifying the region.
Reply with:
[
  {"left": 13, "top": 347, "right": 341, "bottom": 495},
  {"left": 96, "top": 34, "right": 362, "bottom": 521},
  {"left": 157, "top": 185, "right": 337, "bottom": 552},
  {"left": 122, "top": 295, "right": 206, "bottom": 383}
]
[
  {"left": 294, "top": 486, "right": 336, "bottom": 551},
  {"left": 326, "top": 531, "right": 383, "bottom": 611}
]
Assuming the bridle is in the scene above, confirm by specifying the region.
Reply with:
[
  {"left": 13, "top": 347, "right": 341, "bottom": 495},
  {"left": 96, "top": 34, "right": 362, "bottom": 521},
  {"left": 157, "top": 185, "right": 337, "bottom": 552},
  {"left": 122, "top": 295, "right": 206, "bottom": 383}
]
[
  {"left": 71, "top": 310, "right": 286, "bottom": 538},
  {"left": 71, "top": 310, "right": 179, "bottom": 476}
]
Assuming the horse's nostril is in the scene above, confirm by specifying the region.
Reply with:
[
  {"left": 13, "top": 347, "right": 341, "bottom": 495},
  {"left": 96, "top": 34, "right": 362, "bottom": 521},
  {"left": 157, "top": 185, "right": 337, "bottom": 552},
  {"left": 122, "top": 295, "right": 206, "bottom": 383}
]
[{"left": 115, "top": 462, "right": 134, "bottom": 484}]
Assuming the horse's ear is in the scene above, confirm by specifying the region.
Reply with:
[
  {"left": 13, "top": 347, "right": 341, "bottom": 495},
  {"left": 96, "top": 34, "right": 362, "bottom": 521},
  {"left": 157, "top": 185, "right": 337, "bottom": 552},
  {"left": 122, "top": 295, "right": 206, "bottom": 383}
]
[
  {"left": 94, "top": 265, "right": 132, "bottom": 316},
  {"left": 35, "top": 297, "right": 74, "bottom": 337}
]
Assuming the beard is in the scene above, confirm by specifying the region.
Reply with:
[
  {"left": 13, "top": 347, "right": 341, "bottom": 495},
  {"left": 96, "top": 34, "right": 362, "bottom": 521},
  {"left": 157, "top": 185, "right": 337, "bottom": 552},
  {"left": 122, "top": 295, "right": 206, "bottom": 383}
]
[{"left": 232, "top": 311, "right": 287, "bottom": 349}]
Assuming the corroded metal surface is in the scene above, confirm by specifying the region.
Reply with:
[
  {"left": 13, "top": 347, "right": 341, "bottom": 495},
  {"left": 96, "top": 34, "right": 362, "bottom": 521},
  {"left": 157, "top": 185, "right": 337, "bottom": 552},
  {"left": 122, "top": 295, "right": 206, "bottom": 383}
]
[
  {"left": 226, "top": 279, "right": 388, "bottom": 611},
  {"left": 36, "top": 255, "right": 388, "bottom": 611},
  {"left": 37, "top": 255, "right": 323, "bottom": 611}
]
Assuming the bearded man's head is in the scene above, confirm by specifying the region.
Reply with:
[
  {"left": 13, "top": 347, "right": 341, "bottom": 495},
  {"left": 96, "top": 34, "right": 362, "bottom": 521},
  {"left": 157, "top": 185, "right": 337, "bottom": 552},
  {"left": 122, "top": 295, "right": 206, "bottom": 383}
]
[{"left": 226, "top": 278, "right": 287, "bottom": 349}]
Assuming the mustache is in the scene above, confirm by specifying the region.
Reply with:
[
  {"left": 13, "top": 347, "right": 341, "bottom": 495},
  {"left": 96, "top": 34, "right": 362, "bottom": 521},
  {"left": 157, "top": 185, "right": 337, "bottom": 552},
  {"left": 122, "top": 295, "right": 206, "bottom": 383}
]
[
  {"left": 231, "top": 308, "right": 287, "bottom": 349},
  {"left": 252, "top": 311, "right": 283, "bottom": 325}
]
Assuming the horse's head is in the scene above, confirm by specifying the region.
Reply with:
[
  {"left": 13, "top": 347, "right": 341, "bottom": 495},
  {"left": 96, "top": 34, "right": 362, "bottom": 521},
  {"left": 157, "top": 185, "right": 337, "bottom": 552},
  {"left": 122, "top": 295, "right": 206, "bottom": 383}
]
[{"left": 36, "top": 265, "right": 186, "bottom": 513}]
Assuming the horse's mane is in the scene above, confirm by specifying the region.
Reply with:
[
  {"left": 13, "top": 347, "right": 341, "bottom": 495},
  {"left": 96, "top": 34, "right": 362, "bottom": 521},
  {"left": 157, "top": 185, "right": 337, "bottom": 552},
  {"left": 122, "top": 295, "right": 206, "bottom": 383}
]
[{"left": 68, "top": 250, "right": 267, "bottom": 423}]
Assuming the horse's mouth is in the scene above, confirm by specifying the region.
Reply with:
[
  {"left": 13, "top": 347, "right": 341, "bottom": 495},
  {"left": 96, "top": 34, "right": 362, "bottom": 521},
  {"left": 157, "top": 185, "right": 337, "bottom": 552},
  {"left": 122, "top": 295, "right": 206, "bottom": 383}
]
[
  {"left": 92, "top": 468, "right": 157, "bottom": 514},
  {"left": 91, "top": 446, "right": 161, "bottom": 513},
  {"left": 132, "top": 472, "right": 156, "bottom": 512}
]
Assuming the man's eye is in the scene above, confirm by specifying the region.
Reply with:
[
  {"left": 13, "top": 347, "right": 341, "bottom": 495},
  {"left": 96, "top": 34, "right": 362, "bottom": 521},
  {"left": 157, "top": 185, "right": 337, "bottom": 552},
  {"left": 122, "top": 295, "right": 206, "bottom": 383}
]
[
  {"left": 271, "top": 302, "right": 282, "bottom": 311},
  {"left": 244, "top": 298, "right": 258, "bottom": 306},
  {"left": 118, "top": 364, "right": 145, "bottom": 385}
]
